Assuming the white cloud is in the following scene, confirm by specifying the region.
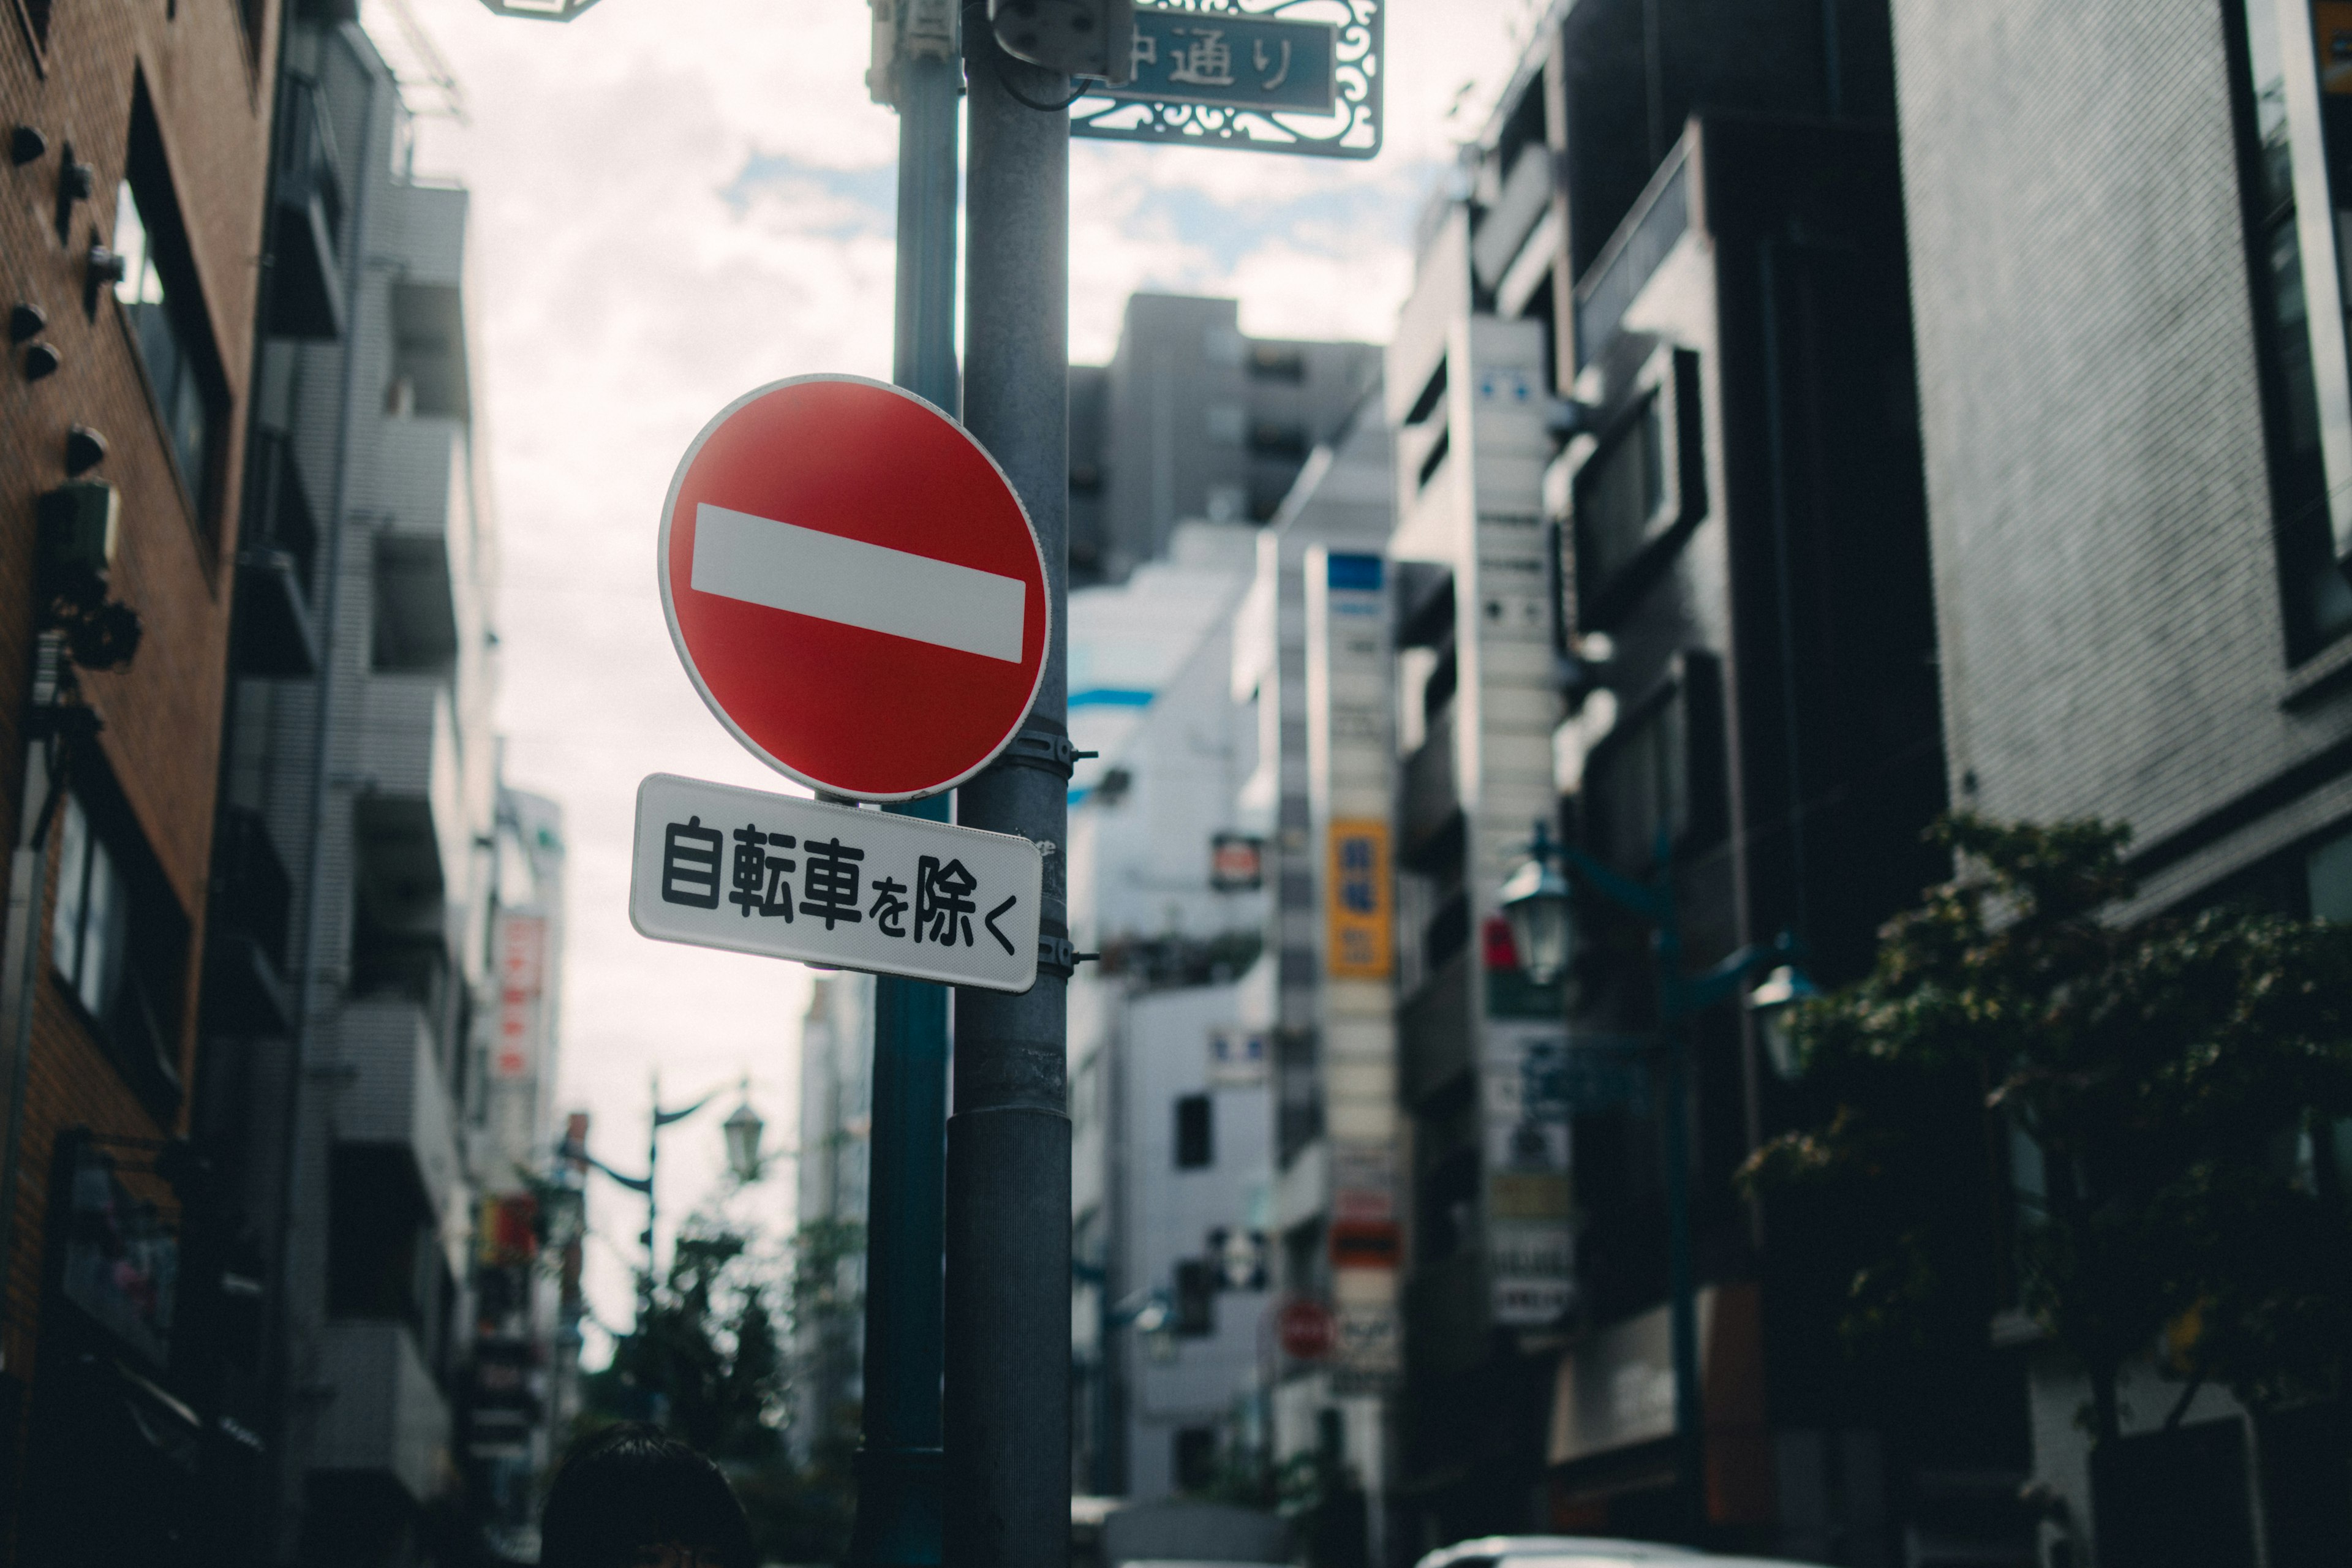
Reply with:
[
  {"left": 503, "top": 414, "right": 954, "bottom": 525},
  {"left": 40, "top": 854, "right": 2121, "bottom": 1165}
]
[{"left": 385, "top": 0, "right": 1526, "bottom": 1357}]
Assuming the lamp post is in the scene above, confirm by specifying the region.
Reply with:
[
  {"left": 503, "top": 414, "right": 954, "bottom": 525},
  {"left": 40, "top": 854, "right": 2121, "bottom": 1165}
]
[
  {"left": 556, "top": 1074, "right": 769, "bottom": 1330},
  {"left": 1501, "top": 820, "right": 1810, "bottom": 1541}
]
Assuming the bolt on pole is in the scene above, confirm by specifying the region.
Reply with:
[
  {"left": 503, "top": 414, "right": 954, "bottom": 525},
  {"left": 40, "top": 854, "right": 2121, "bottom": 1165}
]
[
  {"left": 853, "top": 2, "right": 963, "bottom": 1562},
  {"left": 945, "top": 5, "right": 1073, "bottom": 1565}
]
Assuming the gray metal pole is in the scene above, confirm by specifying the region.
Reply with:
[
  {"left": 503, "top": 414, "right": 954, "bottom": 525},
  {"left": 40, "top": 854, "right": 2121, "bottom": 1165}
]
[
  {"left": 850, "top": 30, "right": 962, "bottom": 1565},
  {"left": 946, "top": 9, "right": 1072, "bottom": 1567}
]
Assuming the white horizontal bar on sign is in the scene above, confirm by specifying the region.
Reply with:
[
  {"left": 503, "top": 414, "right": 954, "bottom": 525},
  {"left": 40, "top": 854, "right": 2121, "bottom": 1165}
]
[{"left": 692, "top": 504, "right": 1025, "bottom": 663}]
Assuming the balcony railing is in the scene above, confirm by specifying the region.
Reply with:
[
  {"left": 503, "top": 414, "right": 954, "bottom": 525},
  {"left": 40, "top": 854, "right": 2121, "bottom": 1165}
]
[
  {"left": 337, "top": 995, "right": 462, "bottom": 1220},
  {"left": 1574, "top": 141, "right": 1692, "bottom": 372},
  {"left": 267, "top": 77, "right": 347, "bottom": 341},
  {"left": 310, "top": 1320, "right": 448, "bottom": 1502},
  {"left": 1400, "top": 706, "right": 1459, "bottom": 856},
  {"left": 234, "top": 428, "right": 321, "bottom": 676},
  {"left": 202, "top": 805, "right": 295, "bottom": 1035}
]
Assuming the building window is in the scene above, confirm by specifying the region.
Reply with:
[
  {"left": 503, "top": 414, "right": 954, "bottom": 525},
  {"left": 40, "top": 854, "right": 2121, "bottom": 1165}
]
[
  {"left": 53, "top": 794, "right": 127, "bottom": 1027},
  {"left": 2308, "top": 823, "right": 2352, "bottom": 918},
  {"left": 110, "top": 91, "right": 225, "bottom": 533},
  {"left": 1174, "top": 1426, "right": 1219, "bottom": 1491},
  {"left": 1247, "top": 420, "right": 1310, "bottom": 459},
  {"left": 1174, "top": 1258, "right": 1217, "bottom": 1337},
  {"left": 1586, "top": 684, "right": 1687, "bottom": 872},
  {"left": 113, "top": 181, "right": 211, "bottom": 508},
  {"left": 1247, "top": 342, "right": 1305, "bottom": 382},
  {"left": 1575, "top": 393, "right": 1665, "bottom": 587},
  {"left": 2229, "top": 0, "right": 2352, "bottom": 657},
  {"left": 1175, "top": 1093, "right": 1214, "bottom": 1169},
  {"left": 389, "top": 282, "right": 471, "bottom": 420},
  {"left": 52, "top": 792, "right": 186, "bottom": 1110}
]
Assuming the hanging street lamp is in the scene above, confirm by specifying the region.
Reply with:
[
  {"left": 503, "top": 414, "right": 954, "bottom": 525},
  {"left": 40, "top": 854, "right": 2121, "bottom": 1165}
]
[
  {"left": 722, "top": 1086, "right": 767, "bottom": 1185},
  {"left": 1745, "top": 963, "right": 1822, "bottom": 1080},
  {"left": 1499, "top": 821, "right": 1575, "bottom": 986}
]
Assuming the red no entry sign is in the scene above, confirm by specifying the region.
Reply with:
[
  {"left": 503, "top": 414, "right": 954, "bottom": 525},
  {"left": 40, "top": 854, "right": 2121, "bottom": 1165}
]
[
  {"left": 659, "top": 375, "right": 1049, "bottom": 801},
  {"left": 1278, "top": 1297, "right": 1337, "bottom": 1362}
]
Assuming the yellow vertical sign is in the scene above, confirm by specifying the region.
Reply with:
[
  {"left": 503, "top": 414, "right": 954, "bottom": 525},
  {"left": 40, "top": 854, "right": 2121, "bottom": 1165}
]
[
  {"left": 2321, "top": 4, "right": 2352, "bottom": 94},
  {"left": 1327, "top": 819, "right": 1393, "bottom": 979}
]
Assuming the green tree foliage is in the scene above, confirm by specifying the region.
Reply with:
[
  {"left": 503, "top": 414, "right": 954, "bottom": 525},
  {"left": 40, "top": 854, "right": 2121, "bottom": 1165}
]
[
  {"left": 576, "top": 1223, "right": 855, "bottom": 1561},
  {"left": 581, "top": 1232, "right": 783, "bottom": 1460},
  {"left": 1740, "top": 814, "right": 2352, "bottom": 1444}
]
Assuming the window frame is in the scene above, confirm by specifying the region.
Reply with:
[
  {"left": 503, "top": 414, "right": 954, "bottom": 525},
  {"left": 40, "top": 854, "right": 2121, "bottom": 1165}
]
[
  {"left": 108, "top": 81, "right": 230, "bottom": 551},
  {"left": 2222, "top": 0, "right": 2352, "bottom": 661},
  {"left": 1174, "top": 1092, "right": 1215, "bottom": 1170},
  {"left": 48, "top": 783, "right": 189, "bottom": 1115},
  {"left": 11, "top": 0, "right": 50, "bottom": 67},
  {"left": 1580, "top": 651, "right": 1727, "bottom": 873},
  {"left": 1562, "top": 344, "right": 1705, "bottom": 632}
]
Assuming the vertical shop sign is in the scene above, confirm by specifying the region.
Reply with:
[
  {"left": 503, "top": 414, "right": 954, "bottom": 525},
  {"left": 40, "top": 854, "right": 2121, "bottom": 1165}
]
[
  {"left": 1485, "top": 1020, "right": 1576, "bottom": 1327},
  {"left": 494, "top": 914, "right": 547, "bottom": 1081},
  {"left": 1325, "top": 819, "right": 1392, "bottom": 978}
]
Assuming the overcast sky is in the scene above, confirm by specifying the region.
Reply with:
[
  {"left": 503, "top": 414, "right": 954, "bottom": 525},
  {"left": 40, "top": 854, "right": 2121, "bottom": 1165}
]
[{"left": 379, "top": 0, "right": 1536, "bottom": 1355}]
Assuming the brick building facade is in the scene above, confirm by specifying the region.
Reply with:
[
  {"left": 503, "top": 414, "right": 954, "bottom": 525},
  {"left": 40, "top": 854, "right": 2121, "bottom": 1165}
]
[{"left": 0, "top": 0, "right": 277, "bottom": 1556}]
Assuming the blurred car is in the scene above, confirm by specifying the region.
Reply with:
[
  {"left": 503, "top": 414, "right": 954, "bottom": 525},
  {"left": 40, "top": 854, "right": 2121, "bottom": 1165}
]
[{"left": 1415, "top": 1536, "right": 1825, "bottom": 1568}]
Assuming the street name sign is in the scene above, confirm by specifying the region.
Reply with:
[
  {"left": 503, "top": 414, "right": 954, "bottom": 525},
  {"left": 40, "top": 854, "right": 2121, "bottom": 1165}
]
[
  {"left": 630, "top": 773, "right": 1044, "bottom": 992},
  {"left": 1121, "top": 9, "right": 1337, "bottom": 114},
  {"left": 659, "top": 374, "right": 1049, "bottom": 802},
  {"left": 1072, "top": 1, "right": 1382, "bottom": 159}
]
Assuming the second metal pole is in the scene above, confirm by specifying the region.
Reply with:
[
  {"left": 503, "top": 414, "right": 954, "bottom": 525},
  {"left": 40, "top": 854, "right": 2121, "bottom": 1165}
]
[
  {"left": 851, "top": 28, "right": 962, "bottom": 1566},
  {"left": 946, "top": 9, "right": 1072, "bottom": 1566}
]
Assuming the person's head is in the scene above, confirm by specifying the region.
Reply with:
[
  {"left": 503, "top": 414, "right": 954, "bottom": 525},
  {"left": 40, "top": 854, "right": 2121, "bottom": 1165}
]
[{"left": 540, "top": 1423, "right": 755, "bottom": 1568}]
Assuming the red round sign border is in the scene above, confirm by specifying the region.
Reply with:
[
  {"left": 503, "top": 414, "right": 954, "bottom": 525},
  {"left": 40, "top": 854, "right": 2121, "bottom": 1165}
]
[{"left": 656, "top": 373, "right": 1051, "bottom": 803}]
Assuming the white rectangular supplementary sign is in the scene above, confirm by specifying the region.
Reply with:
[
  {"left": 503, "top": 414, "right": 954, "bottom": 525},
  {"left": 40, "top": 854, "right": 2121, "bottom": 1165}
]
[
  {"left": 692, "top": 503, "right": 1026, "bottom": 662},
  {"left": 629, "top": 772, "right": 1043, "bottom": 992}
]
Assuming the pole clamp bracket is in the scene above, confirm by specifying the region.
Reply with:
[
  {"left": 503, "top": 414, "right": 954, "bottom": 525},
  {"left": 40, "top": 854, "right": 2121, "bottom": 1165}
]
[
  {"left": 990, "top": 724, "right": 1098, "bottom": 782},
  {"left": 1035, "top": 919, "right": 1100, "bottom": 980}
]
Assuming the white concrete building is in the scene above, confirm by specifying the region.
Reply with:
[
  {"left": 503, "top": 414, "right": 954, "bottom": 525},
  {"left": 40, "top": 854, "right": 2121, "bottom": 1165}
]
[{"left": 1068, "top": 526, "right": 1270, "bottom": 1499}]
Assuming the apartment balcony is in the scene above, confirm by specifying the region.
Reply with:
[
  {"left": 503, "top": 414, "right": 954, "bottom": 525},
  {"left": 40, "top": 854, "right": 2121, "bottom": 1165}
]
[
  {"left": 1470, "top": 140, "right": 1556, "bottom": 309},
  {"left": 360, "top": 413, "right": 471, "bottom": 691},
  {"left": 1573, "top": 137, "right": 1693, "bottom": 374},
  {"left": 1400, "top": 948, "right": 1471, "bottom": 1107},
  {"left": 336, "top": 996, "right": 461, "bottom": 1220},
  {"left": 309, "top": 1319, "right": 448, "bottom": 1503},
  {"left": 233, "top": 429, "right": 321, "bottom": 676},
  {"left": 202, "top": 805, "right": 295, "bottom": 1035},
  {"left": 1400, "top": 705, "right": 1460, "bottom": 857},
  {"left": 267, "top": 78, "right": 348, "bottom": 341},
  {"left": 355, "top": 677, "right": 467, "bottom": 894}
]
